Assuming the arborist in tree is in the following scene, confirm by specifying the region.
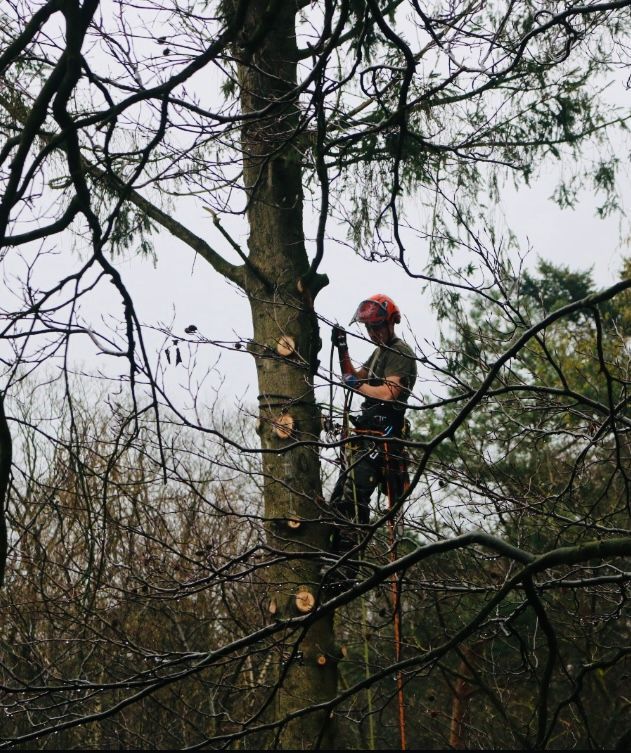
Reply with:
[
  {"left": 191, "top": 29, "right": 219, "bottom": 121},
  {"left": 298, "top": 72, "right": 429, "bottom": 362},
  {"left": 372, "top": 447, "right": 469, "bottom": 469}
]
[{"left": 328, "top": 294, "right": 417, "bottom": 576}]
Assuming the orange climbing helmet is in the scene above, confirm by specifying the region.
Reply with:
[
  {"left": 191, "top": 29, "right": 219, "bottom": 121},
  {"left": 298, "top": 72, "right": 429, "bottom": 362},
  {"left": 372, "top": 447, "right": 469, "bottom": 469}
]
[{"left": 350, "top": 294, "right": 401, "bottom": 327}]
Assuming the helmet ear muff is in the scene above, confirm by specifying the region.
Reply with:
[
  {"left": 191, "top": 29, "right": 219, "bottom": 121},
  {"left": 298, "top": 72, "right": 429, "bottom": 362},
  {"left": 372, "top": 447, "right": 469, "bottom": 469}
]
[{"left": 392, "top": 310, "right": 401, "bottom": 325}]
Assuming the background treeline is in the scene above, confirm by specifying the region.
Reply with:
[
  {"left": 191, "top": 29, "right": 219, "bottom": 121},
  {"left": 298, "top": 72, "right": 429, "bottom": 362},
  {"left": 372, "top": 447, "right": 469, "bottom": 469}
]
[
  {"left": 2, "top": 260, "right": 629, "bottom": 749},
  {"left": 3, "top": 0, "right": 631, "bottom": 747}
]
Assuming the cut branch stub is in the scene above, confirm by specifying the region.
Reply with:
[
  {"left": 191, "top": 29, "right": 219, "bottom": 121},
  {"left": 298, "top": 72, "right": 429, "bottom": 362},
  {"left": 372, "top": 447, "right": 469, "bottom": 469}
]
[
  {"left": 268, "top": 597, "right": 278, "bottom": 616},
  {"left": 295, "top": 587, "right": 316, "bottom": 614},
  {"left": 272, "top": 412, "right": 294, "bottom": 439},
  {"left": 287, "top": 517, "right": 302, "bottom": 530},
  {"left": 276, "top": 335, "right": 296, "bottom": 357}
]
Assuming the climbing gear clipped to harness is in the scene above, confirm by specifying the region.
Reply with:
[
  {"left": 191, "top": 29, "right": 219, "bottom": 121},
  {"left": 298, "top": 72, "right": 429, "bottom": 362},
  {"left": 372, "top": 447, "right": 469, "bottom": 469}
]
[
  {"left": 350, "top": 400, "right": 404, "bottom": 437},
  {"left": 349, "top": 294, "right": 401, "bottom": 327}
]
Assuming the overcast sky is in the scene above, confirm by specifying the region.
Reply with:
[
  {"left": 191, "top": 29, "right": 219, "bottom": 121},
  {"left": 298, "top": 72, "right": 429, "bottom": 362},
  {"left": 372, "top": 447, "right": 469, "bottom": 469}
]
[
  {"left": 6, "top": 5, "right": 630, "bottom": 419},
  {"left": 98, "top": 157, "right": 629, "bottom": 416}
]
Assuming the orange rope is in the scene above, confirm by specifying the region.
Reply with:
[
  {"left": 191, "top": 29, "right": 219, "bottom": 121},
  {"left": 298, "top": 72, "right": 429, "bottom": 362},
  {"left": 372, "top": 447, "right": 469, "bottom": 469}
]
[{"left": 348, "top": 428, "right": 409, "bottom": 748}]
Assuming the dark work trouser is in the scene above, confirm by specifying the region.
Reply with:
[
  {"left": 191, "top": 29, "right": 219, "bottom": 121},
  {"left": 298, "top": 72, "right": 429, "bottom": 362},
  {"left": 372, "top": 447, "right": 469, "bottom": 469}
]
[{"left": 329, "top": 434, "right": 408, "bottom": 573}]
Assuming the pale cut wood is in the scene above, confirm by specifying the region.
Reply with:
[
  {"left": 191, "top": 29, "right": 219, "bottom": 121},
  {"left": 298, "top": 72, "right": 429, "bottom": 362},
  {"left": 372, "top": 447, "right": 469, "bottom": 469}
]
[
  {"left": 276, "top": 335, "right": 296, "bottom": 356},
  {"left": 273, "top": 412, "right": 294, "bottom": 439},
  {"left": 295, "top": 588, "right": 316, "bottom": 613}
]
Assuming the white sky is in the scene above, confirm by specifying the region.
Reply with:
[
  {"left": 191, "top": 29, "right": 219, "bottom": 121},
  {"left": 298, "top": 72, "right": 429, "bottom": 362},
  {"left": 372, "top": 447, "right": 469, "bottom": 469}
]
[
  {"left": 5, "top": 3, "right": 630, "bottom": 420},
  {"left": 103, "top": 163, "right": 629, "bottom": 415}
]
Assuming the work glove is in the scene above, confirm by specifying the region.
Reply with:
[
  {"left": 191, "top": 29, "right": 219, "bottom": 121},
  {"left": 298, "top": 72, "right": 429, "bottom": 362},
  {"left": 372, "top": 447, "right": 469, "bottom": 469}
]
[
  {"left": 343, "top": 373, "right": 359, "bottom": 389},
  {"left": 331, "top": 324, "right": 347, "bottom": 350}
]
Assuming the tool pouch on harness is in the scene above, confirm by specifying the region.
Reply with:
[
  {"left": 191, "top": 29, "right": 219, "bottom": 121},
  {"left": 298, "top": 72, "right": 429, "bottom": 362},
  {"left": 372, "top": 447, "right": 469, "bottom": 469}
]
[{"left": 350, "top": 400, "right": 405, "bottom": 436}]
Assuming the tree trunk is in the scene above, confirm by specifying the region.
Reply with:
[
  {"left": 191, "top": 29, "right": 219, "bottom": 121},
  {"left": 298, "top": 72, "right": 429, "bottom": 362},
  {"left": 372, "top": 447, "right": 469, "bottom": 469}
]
[
  {"left": 448, "top": 646, "right": 479, "bottom": 749},
  {"left": 235, "top": 1, "right": 336, "bottom": 746},
  {"left": 0, "top": 391, "right": 11, "bottom": 587}
]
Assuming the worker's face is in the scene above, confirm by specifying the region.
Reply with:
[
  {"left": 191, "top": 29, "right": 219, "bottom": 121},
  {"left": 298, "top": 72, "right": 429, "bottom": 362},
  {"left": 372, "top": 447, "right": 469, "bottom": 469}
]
[{"left": 366, "top": 321, "right": 393, "bottom": 344}]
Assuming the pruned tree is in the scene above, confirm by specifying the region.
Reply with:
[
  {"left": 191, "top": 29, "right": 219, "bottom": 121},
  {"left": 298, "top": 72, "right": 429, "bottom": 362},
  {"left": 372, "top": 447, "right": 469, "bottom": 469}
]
[{"left": 2, "top": 0, "right": 631, "bottom": 748}]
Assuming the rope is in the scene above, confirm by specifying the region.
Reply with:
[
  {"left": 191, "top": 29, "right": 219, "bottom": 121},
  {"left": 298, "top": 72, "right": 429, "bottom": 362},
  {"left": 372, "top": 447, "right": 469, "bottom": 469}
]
[
  {"left": 383, "top": 439, "right": 408, "bottom": 751},
  {"left": 349, "top": 438, "right": 377, "bottom": 751},
  {"left": 329, "top": 341, "right": 335, "bottom": 430},
  {"left": 335, "top": 360, "right": 407, "bottom": 747},
  {"left": 343, "top": 421, "right": 409, "bottom": 748},
  {"left": 337, "top": 384, "right": 377, "bottom": 747},
  {"left": 361, "top": 591, "right": 376, "bottom": 749},
  {"left": 257, "top": 393, "right": 314, "bottom": 409}
]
